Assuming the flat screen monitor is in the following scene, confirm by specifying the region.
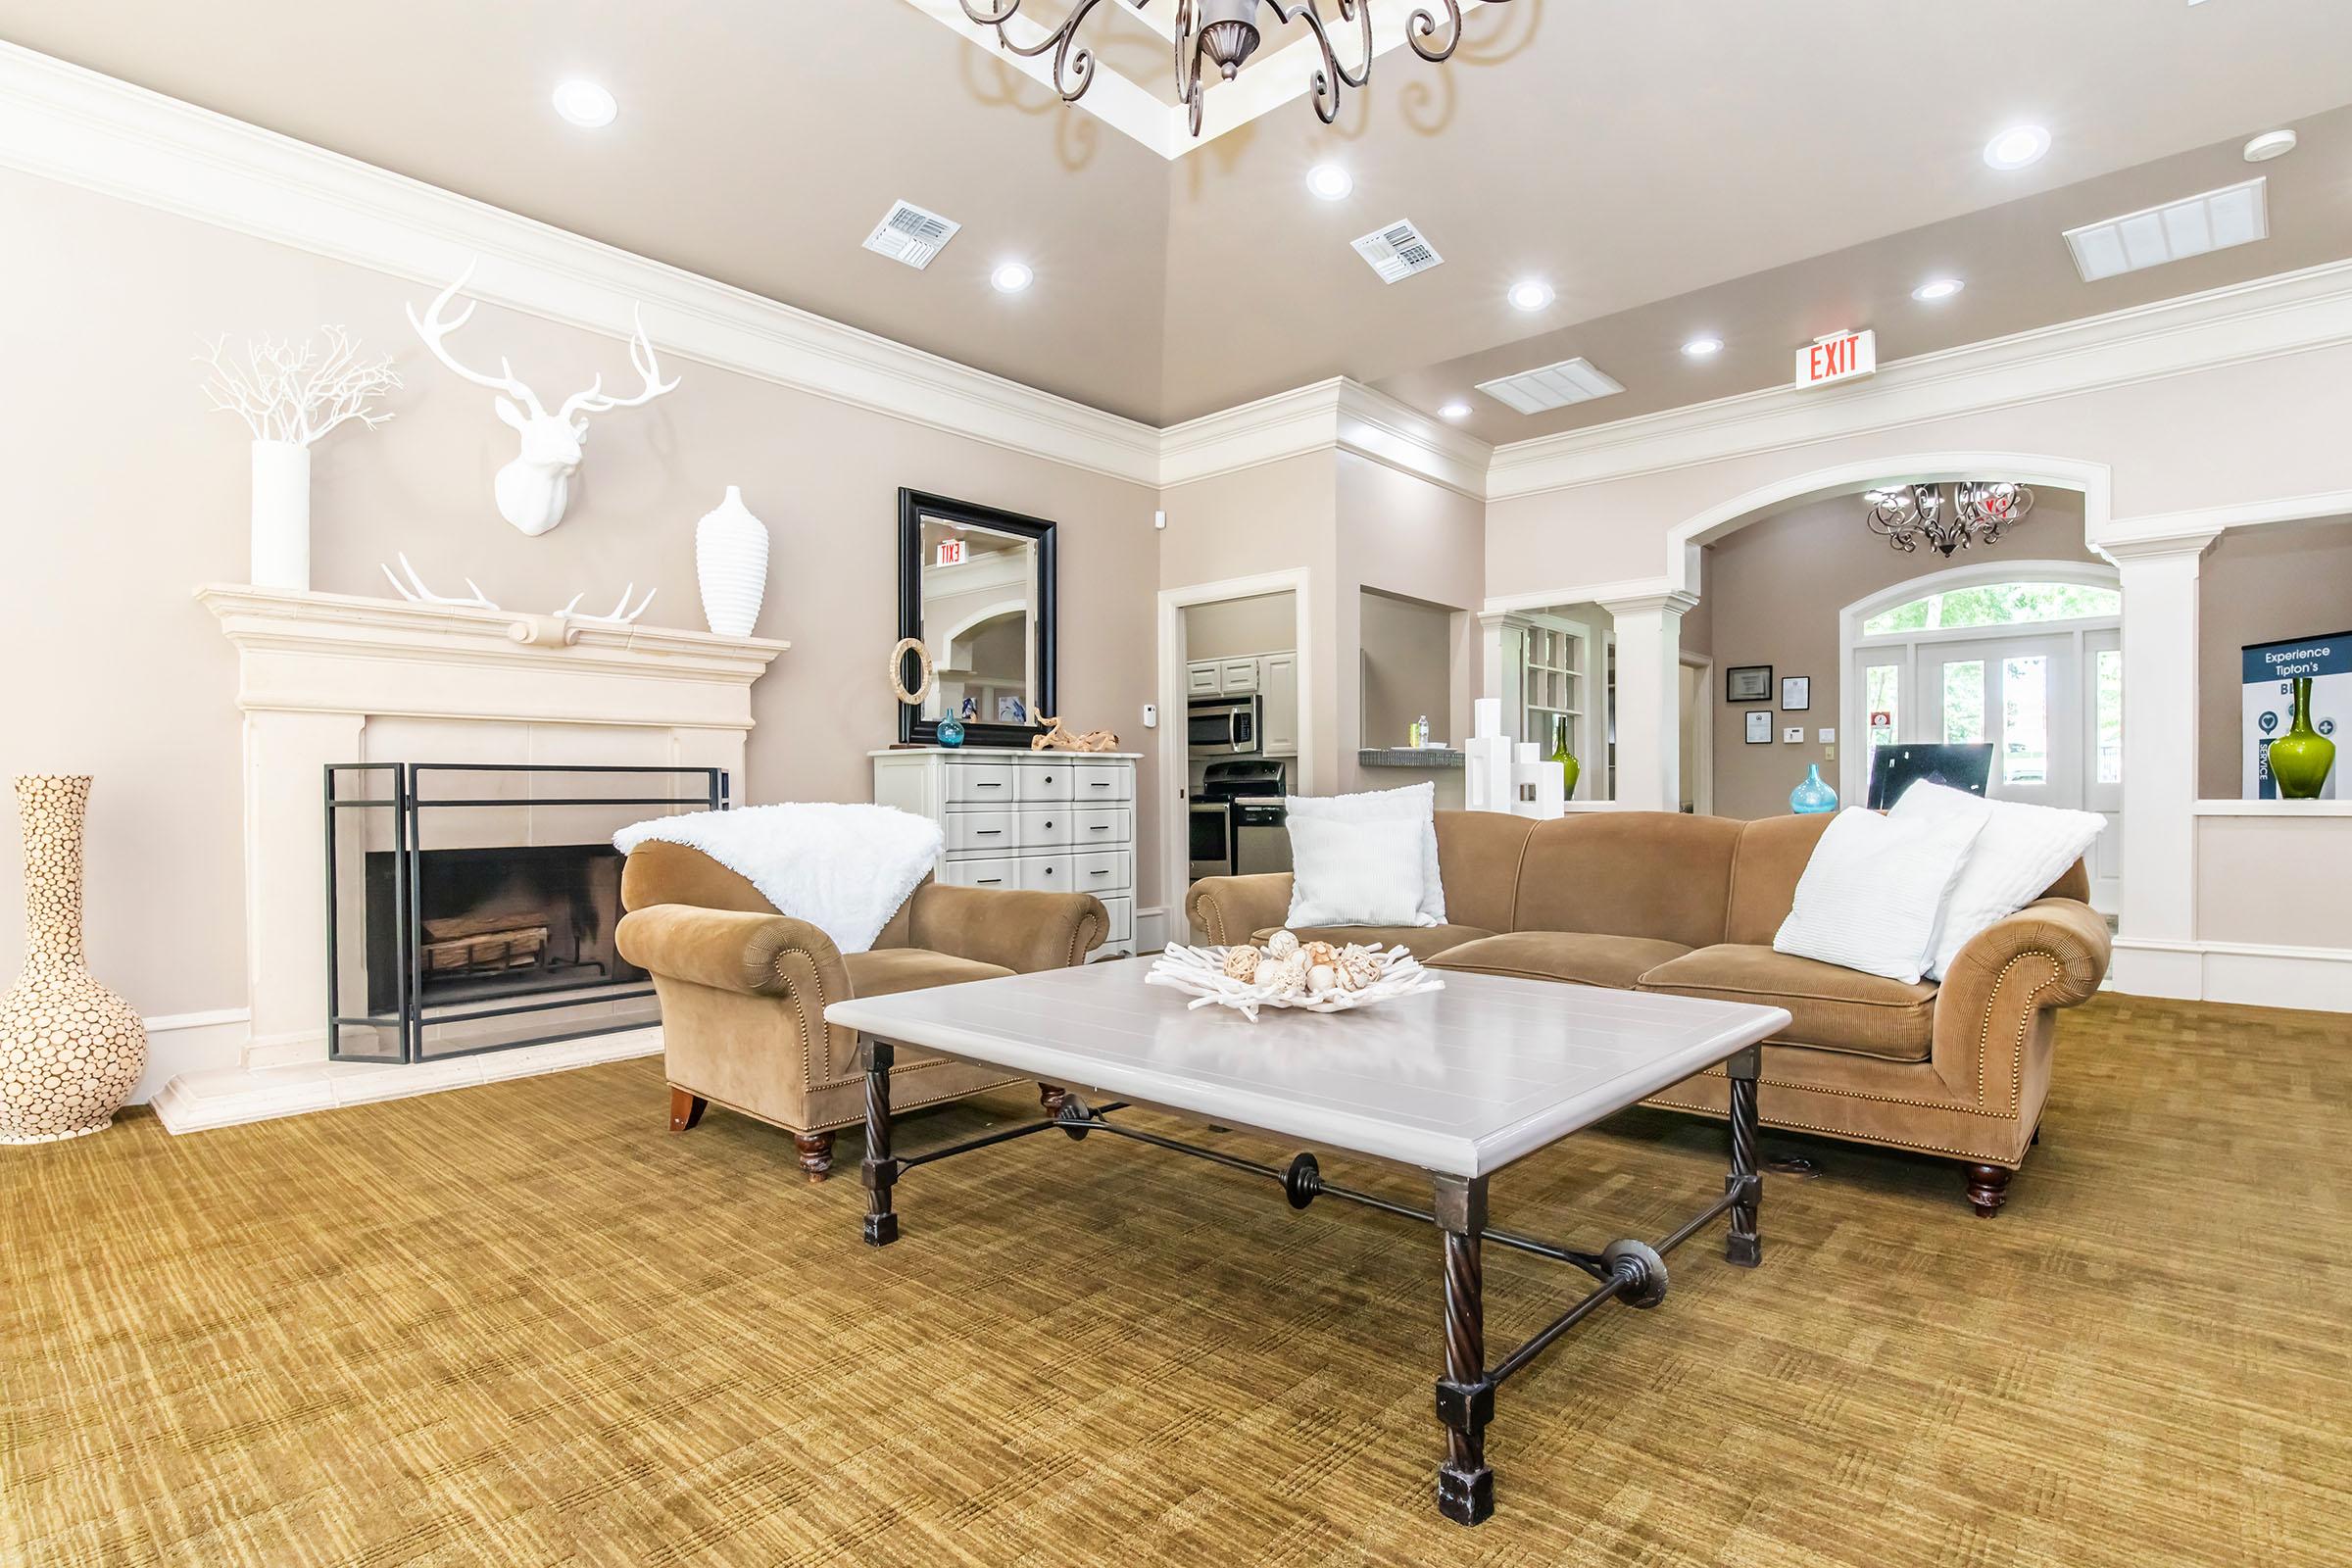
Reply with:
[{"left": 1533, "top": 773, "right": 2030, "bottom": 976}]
[{"left": 1866, "top": 743, "right": 1994, "bottom": 809}]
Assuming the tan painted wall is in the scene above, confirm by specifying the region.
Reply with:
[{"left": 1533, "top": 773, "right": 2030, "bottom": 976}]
[
  {"left": 1358, "top": 589, "right": 1453, "bottom": 751},
  {"left": 1333, "top": 452, "right": 1483, "bottom": 791},
  {"left": 2196, "top": 817, "right": 2352, "bottom": 947},
  {"left": 0, "top": 170, "right": 1162, "bottom": 1017},
  {"left": 2195, "top": 514, "right": 2352, "bottom": 798},
  {"left": 1697, "top": 491, "right": 2099, "bottom": 819},
  {"left": 1159, "top": 452, "right": 1340, "bottom": 791},
  {"left": 1182, "top": 592, "right": 1296, "bottom": 661}
]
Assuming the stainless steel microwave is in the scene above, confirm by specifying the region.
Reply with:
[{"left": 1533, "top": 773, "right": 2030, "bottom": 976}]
[{"left": 1187, "top": 695, "right": 1261, "bottom": 758}]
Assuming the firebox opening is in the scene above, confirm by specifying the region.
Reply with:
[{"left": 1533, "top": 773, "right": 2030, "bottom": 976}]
[{"left": 364, "top": 844, "right": 640, "bottom": 1015}]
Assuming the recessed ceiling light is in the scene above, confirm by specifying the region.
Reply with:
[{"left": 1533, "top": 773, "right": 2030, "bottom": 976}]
[
  {"left": 990, "top": 262, "right": 1034, "bottom": 294},
  {"left": 551, "top": 79, "right": 617, "bottom": 128},
  {"left": 1508, "top": 279, "right": 1554, "bottom": 312},
  {"left": 1306, "top": 164, "right": 1353, "bottom": 201},
  {"left": 1681, "top": 336, "right": 1724, "bottom": 358},
  {"left": 2243, "top": 129, "right": 2298, "bottom": 163},
  {"left": 1983, "top": 124, "right": 2051, "bottom": 171},
  {"left": 1912, "top": 276, "right": 1965, "bottom": 302},
  {"left": 1439, "top": 401, "right": 1471, "bottom": 420}
]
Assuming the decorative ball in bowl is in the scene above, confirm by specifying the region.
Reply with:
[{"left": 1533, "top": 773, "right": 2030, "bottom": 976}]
[{"left": 1145, "top": 929, "right": 1444, "bottom": 1022}]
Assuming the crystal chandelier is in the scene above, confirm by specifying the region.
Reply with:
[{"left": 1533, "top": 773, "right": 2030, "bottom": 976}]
[
  {"left": 958, "top": 0, "right": 1505, "bottom": 136},
  {"left": 1863, "top": 482, "right": 2035, "bottom": 558}
]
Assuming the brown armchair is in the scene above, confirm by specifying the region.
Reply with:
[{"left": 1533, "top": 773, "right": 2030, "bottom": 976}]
[{"left": 615, "top": 840, "right": 1106, "bottom": 1178}]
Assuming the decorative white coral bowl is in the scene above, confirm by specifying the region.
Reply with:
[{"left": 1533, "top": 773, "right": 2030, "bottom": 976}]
[{"left": 1145, "top": 943, "right": 1444, "bottom": 1023}]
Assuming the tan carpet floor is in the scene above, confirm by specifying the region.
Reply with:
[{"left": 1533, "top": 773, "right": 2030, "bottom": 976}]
[{"left": 3, "top": 993, "right": 2348, "bottom": 1566}]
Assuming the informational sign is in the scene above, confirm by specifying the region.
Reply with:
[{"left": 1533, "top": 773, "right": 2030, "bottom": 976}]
[
  {"left": 1869, "top": 710, "right": 1892, "bottom": 729},
  {"left": 934, "top": 537, "right": 966, "bottom": 566},
  {"left": 2242, "top": 631, "right": 2348, "bottom": 799},
  {"left": 1793, "top": 329, "right": 1876, "bottom": 390}
]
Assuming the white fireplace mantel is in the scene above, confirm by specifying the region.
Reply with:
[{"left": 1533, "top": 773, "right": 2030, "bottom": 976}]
[{"left": 156, "top": 584, "right": 787, "bottom": 1134}]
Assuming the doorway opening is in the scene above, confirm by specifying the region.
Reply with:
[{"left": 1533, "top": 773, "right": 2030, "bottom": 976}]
[{"left": 1842, "top": 561, "right": 2123, "bottom": 911}]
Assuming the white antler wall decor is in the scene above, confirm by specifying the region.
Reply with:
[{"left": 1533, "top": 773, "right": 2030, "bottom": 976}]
[
  {"left": 551, "top": 585, "right": 657, "bottom": 627},
  {"left": 406, "top": 263, "right": 680, "bottom": 537},
  {"left": 378, "top": 553, "right": 500, "bottom": 610}
]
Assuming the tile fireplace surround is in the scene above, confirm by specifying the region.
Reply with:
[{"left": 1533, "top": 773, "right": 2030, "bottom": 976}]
[{"left": 151, "top": 585, "right": 787, "bottom": 1133}]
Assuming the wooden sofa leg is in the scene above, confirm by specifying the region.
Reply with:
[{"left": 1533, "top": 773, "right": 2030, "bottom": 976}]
[
  {"left": 794, "top": 1130, "right": 836, "bottom": 1182},
  {"left": 669, "top": 1088, "right": 707, "bottom": 1133},
  {"left": 1964, "top": 1163, "right": 2014, "bottom": 1217}
]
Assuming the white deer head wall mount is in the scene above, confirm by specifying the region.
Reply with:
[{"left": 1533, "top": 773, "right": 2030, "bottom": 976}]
[{"left": 406, "top": 264, "right": 680, "bottom": 536}]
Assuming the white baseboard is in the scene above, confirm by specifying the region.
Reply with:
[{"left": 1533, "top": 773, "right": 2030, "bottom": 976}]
[
  {"left": 1136, "top": 906, "right": 1170, "bottom": 956},
  {"left": 132, "top": 1007, "right": 251, "bottom": 1105},
  {"left": 2110, "top": 937, "right": 2352, "bottom": 1012},
  {"left": 150, "top": 1027, "right": 663, "bottom": 1134}
]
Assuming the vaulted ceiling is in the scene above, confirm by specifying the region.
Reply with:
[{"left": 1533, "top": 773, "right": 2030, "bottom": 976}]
[{"left": 7, "top": 0, "right": 2351, "bottom": 433}]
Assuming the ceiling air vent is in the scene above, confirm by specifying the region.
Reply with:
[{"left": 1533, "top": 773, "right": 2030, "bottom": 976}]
[
  {"left": 2063, "top": 177, "right": 2268, "bottom": 282},
  {"left": 1352, "top": 220, "right": 1445, "bottom": 283},
  {"left": 863, "top": 199, "right": 961, "bottom": 270},
  {"left": 1476, "top": 357, "right": 1625, "bottom": 416}
]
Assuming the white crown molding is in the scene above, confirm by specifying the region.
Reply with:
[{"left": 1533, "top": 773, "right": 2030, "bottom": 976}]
[
  {"left": 1159, "top": 377, "right": 1492, "bottom": 498},
  {"left": 2103, "top": 485, "right": 2352, "bottom": 550},
  {"left": 1486, "top": 259, "right": 2352, "bottom": 502},
  {"left": 0, "top": 42, "right": 1164, "bottom": 487}
]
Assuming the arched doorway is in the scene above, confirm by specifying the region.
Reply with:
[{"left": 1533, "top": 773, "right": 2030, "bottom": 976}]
[{"left": 1840, "top": 558, "right": 2124, "bottom": 910}]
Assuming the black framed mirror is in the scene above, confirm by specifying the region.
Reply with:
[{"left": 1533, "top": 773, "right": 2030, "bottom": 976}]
[{"left": 897, "top": 488, "right": 1057, "bottom": 749}]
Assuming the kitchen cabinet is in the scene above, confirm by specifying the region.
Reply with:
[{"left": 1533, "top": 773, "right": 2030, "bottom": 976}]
[{"left": 1257, "top": 652, "right": 1298, "bottom": 757}]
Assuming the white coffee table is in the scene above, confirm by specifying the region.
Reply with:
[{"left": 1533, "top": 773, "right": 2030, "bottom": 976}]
[{"left": 825, "top": 960, "right": 1789, "bottom": 1527}]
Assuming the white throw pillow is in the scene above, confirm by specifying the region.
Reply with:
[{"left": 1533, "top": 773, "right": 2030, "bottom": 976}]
[
  {"left": 1284, "top": 814, "right": 1433, "bottom": 929},
  {"left": 1890, "top": 780, "right": 2105, "bottom": 979},
  {"left": 1284, "top": 782, "right": 1446, "bottom": 924},
  {"left": 1773, "top": 806, "right": 1987, "bottom": 985}
]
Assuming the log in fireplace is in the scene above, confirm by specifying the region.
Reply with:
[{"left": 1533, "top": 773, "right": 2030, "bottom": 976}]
[{"left": 326, "top": 763, "right": 727, "bottom": 1063}]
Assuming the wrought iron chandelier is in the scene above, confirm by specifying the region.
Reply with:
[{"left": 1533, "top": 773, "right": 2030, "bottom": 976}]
[
  {"left": 958, "top": 0, "right": 1504, "bottom": 136},
  {"left": 1863, "top": 481, "right": 2035, "bottom": 558}
]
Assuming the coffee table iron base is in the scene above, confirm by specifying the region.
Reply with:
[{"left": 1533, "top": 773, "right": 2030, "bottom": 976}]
[{"left": 857, "top": 1038, "right": 1764, "bottom": 1527}]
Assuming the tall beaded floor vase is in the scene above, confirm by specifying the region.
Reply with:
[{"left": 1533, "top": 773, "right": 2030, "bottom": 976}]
[{"left": 0, "top": 776, "right": 145, "bottom": 1144}]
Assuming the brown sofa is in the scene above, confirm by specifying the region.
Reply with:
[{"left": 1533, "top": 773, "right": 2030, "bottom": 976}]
[
  {"left": 615, "top": 840, "right": 1106, "bottom": 1178},
  {"left": 1185, "top": 809, "right": 2110, "bottom": 1215}
]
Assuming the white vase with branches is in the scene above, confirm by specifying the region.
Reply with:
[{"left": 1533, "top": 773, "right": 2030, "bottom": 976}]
[{"left": 198, "top": 328, "right": 401, "bottom": 590}]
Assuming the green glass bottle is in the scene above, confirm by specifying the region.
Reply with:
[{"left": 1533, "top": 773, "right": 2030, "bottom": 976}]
[
  {"left": 1547, "top": 715, "right": 1580, "bottom": 798},
  {"left": 2269, "top": 674, "right": 2336, "bottom": 800}
]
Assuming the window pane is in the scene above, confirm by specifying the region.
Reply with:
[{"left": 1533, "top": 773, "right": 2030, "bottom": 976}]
[
  {"left": 1865, "top": 663, "right": 1900, "bottom": 753},
  {"left": 1865, "top": 582, "right": 2120, "bottom": 635},
  {"left": 2097, "top": 648, "right": 2123, "bottom": 784},
  {"left": 2003, "top": 656, "right": 2048, "bottom": 783},
  {"left": 1941, "top": 661, "right": 1984, "bottom": 744}
]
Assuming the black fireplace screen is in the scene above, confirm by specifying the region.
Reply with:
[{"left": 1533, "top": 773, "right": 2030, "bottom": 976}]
[{"left": 325, "top": 763, "right": 727, "bottom": 1063}]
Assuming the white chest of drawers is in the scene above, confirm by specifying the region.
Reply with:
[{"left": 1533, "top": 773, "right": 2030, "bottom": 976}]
[{"left": 871, "top": 747, "right": 1141, "bottom": 959}]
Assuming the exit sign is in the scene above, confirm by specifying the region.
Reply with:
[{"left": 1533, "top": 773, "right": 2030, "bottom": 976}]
[
  {"left": 935, "top": 537, "right": 966, "bottom": 566},
  {"left": 1794, "top": 329, "right": 1876, "bottom": 389}
]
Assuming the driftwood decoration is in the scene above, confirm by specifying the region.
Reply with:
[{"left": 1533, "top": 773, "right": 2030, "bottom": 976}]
[{"left": 1031, "top": 713, "right": 1119, "bottom": 753}]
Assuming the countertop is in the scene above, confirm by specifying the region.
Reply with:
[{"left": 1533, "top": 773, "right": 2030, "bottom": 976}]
[{"left": 1358, "top": 747, "right": 1464, "bottom": 769}]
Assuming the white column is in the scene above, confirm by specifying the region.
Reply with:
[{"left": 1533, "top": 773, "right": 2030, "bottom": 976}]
[
  {"left": 1476, "top": 612, "right": 1528, "bottom": 737},
  {"left": 2102, "top": 529, "right": 2219, "bottom": 1000},
  {"left": 1597, "top": 591, "right": 1697, "bottom": 812}
]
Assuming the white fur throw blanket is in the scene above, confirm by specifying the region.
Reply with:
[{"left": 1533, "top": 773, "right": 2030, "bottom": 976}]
[{"left": 613, "top": 803, "right": 944, "bottom": 956}]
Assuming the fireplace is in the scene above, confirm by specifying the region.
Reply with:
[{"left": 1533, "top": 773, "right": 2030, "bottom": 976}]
[{"left": 327, "top": 763, "right": 726, "bottom": 1063}]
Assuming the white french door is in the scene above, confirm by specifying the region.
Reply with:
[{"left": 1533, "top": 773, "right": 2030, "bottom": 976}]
[{"left": 1850, "top": 620, "right": 2122, "bottom": 911}]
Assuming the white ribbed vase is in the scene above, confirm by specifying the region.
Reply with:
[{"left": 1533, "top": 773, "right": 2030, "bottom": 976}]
[{"left": 695, "top": 486, "right": 768, "bottom": 638}]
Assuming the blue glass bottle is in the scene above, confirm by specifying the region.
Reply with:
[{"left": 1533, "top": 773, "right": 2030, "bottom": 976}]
[
  {"left": 935, "top": 714, "right": 965, "bottom": 749},
  {"left": 1789, "top": 763, "right": 1838, "bottom": 814}
]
